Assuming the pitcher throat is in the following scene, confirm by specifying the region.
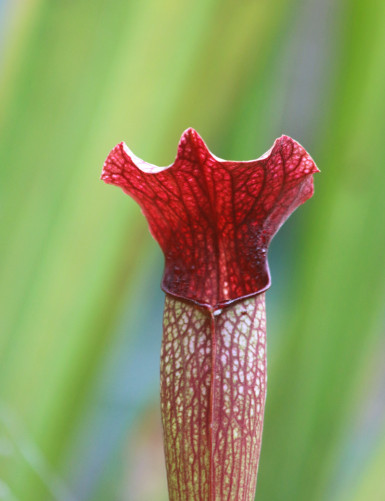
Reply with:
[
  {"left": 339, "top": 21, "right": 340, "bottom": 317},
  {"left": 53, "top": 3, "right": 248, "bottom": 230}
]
[{"left": 160, "top": 293, "right": 267, "bottom": 501}]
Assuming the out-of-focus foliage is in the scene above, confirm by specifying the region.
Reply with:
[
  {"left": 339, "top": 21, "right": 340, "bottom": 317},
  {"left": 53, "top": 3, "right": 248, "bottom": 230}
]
[{"left": 0, "top": 1, "right": 385, "bottom": 500}]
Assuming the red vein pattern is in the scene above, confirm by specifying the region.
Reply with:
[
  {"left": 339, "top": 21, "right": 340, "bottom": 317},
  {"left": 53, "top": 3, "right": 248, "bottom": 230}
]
[
  {"left": 161, "top": 293, "right": 266, "bottom": 501},
  {"left": 101, "top": 128, "right": 318, "bottom": 309},
  {"left": 101, "top": 129, "right": 317, "bottom": 501}
]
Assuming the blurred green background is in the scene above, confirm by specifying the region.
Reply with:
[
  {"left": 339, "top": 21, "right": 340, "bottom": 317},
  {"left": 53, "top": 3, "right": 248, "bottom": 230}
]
[{"left": 1, "top": 0, "right": 385, "bottom": 500}]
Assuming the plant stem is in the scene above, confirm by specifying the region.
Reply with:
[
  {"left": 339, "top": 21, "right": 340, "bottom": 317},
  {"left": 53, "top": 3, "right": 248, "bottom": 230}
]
[{"left": 160, "top": 293, "right": 266, "bottom": 501}]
